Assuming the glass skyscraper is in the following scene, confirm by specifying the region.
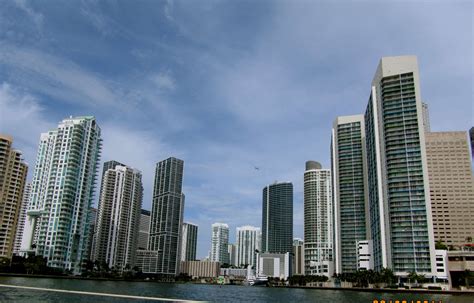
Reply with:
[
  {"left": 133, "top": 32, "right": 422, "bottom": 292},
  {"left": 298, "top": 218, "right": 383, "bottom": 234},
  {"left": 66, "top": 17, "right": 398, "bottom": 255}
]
[
  {"left": 364, "top": 56, "right": 435, "bottom": 275},
  {"left": 331, "top": 116, "right": 369, "bottom": 274},
  {"left": 148, "top": 157, "right": 184, "bottom": 275},
  {"left": 262, "top": 182, "right": 293, "bottom": 254}
]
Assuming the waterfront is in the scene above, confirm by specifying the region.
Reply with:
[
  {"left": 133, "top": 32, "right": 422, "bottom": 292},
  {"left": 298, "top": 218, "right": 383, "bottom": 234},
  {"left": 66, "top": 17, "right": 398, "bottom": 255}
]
[{"left": 0, "top": 277, "right": 472, "bottom": 302}]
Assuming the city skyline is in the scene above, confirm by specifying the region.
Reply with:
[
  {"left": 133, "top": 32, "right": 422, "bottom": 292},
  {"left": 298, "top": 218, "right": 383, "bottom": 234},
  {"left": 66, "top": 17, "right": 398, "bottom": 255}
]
[{"left": 0, "top": 1, "right": 472, "bottom": 259}]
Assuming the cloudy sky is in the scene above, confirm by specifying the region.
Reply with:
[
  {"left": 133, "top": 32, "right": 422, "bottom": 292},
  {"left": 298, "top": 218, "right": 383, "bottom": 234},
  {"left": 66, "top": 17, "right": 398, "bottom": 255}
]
[{"left": 0, "top": 0, "right": 472, "bottom": 258}]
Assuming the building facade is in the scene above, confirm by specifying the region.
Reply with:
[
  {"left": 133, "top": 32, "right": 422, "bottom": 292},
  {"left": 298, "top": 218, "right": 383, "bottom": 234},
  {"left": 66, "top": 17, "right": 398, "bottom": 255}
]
[
  {"left": 13, "top": 183, "right": 31, "bottom": 255},
  {"left": 256, "top": 252, "right": 292, "bottom": 280},
  {"left": 138, "top": 209, "right": 150, "bottom": 250},
  {"left": 210, "top": 222, "right": 229, "bottom": 264},
  {"left": 364, "top": 56, "right": 435, "bottom": 276},
  {"left": 0, "top": 135, "right": 28, "bottom": 258},
  {"left": 180, "top": 261, "right": 220, "bottom": 278},
  {"left": 331, "top": 116, "right": 369, "bottom": 274},
  {"left": 94, "top": 165, "right": 143, "bottom": 271},
  {"left": 293, "top": 238, "right": 304, "bottom": 275},
  {"left": 425, "top": 131, "right": 474, "bottom": 247},
  {"left": 228, "top": 244, "right": 237, "bottom": 266},
  {"left": 421, "top": 102, "right": 431, "bottom": 132},
  {"left": 148, "top": 157, "right": 185, "bottom": 275},
  {"left": 262, "top": 182, "right": 293, "bottom": 254},
  {"left": 236, "top": 225, "right": 261, "bottom": 268},
  {"left": 303, "top": 161, "right": 333, "bottom": 276},
  {"left": 357, "top": 240, "right": 373, "bottom": 271},
  {"left": 85, "top": 207, "right": 97, "bottom": 261},
  {"left": 180, "top": 222, "right": 198, "bottom": 261},
  {"left": 20, "top": 116, "right": 101, "bottom": 273}
]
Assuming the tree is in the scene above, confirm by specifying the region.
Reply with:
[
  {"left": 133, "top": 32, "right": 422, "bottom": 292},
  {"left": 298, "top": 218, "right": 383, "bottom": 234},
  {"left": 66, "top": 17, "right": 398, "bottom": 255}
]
[{"left": 435, "top": 241, "right": 448, "bottom": 250}]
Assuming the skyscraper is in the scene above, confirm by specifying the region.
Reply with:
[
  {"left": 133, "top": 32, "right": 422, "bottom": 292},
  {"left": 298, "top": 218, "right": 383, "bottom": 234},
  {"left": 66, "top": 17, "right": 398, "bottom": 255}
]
[
  {"left": 425, "top": 131, "right": 474, "bottom": 247},
  {"left": 364, "top": 56, "right": 435, "bottom": 276},
  {"left": 470, "top": 127, "right": 474, "bottom": 161},
  {"left": 148, "top": 157, "right": 184, "bottom": 275},
  {"left": 210, "top": 222, "right": 229, "bottom": 264},
  {"left": 85, "top": 208, "right": 97, "bottom": 261},
  {"left": 236, "top": 225, "right": 261, "bottom": 268},
  {"left": 21, "top": 116, "right": 101, "bottom": 273},
  {"left": 262, "top": 182, "right": 293, "bottom": 254},
  {"left": 180, "top": 222, "right": 198, "bottom": 261},
  {"left": 0, "top": 135, "right": 28, "bottom": 258},
  {"left": 293, "top": 238, "right": 304, "bottom": 275},
  {"left": 138, "top": 209, "right": 151, "bottom": 250},
  {"left": 14, "top": 183, "right": 31, "bottom": 255},
  {"left": 228, "top": 243, "right": 237, "bottom": 266},
  {"left": 331, "top": 116, "right": 369, "bottom": 274},
  {"left": 94, "top": 165, "right": 143, "bottom": 271},
  {"left": 303, "top": 161, "right": 333, "bottom": 276}
]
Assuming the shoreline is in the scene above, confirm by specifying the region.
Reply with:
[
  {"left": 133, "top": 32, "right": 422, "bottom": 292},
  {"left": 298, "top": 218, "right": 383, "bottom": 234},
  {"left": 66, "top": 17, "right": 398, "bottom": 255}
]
[{"left": 1, "top": 273, "right": 473, "bottom": 295}]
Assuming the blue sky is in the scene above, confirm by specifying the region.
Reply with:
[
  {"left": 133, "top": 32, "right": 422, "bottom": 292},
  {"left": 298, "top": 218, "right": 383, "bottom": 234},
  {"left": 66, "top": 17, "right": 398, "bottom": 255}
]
[{"left": 0, "top": 0, "right": 472, "bottom": 259}]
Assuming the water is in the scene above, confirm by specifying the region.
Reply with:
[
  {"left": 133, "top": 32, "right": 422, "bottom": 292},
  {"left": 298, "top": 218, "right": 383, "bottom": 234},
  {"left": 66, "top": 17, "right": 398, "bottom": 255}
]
[{"left": 0, "top": 277, "right": 472, "bottom": 302}]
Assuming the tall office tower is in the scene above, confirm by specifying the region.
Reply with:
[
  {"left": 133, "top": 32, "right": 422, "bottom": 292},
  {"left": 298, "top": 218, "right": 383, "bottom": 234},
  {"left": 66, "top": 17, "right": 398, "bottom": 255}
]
[
  {"left": 262, "top": 182, "right": 293, "bottom": 254},
  {"left": 21, "top": 116, "right": 101, "bottom": 273},
  {"left": 331, "top": 116, "right": 369, "bottom": 274},
  {"left": 236, "top": 225, "right": 261, "bottom": 267},
  {"left": 85, "top": 208, "right": 97, "bottom": 261},
  {"left": 0, "top": 135, "right": 28, "bottom": 258},
  {"left": 210, "top": 223, "right": 229, "bottom": 264},
  {"left": 148, "top": 157, "right": 184, "bottom": 275},
  {"left": 364, "top": 56, "right": 435, "bottom": 276},
  {"left": 180, "top": 222, "right": 198, "bottom": 261},
  {"left": 228, "top": 244, "right": 237, "bottom": 266},
  {"left": 293, "top": 238, "right": 305, "bottom": 275},
  {"left": 137, "top": 209, "right": 150, "bottom": 250},
  {"left": 425, "top": 132, "right": 474, "bottom": 247},
  {"left": 421, "top": 102, "right": 431, "bottom": 132},
  {"left": 303, "top": 161, "right": 333, "bottom": 276},
  {"left": 13, "top": 183, "right": 31, "bottom": 255},
  {"left": 94, "top": 165, "right": 143, "bottom": 271}
]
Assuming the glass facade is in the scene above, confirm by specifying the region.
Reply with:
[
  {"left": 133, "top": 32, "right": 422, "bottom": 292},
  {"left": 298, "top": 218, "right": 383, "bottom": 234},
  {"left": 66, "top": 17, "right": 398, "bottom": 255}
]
[
  {"left": 334, "top": 120, "right": 367, "bottom": 273},
  {"left": 262, "top": 182, "right": 293, "bottom": 254}
]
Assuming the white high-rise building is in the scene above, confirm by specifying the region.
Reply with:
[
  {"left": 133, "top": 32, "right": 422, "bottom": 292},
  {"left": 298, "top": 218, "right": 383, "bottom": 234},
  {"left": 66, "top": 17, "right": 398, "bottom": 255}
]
[
  {"left": 180, "top": 222, "right": 198, "bottom": 261},
  {"left": 331, "top": 115, "right": 369, "bottom": 274},
  {"left": 364, "top": 56, "right": 435, "bottom": 276},
  {"left": 236, "top": 225, "right": 261, "bottom": 268},
  {"left": 20, "top": 116, "right": 101, "bottom": 273},
  {"left": 94, "top": 165, "right": 143, "bottom": 271},
  {"left": 210, "top": 223, "right": 229, "bottom": 264},
  {"left": 13, "top": 183, "right": 31, "bottom": 255},
  {"left": 304, "top": 161, "right": 333, "bottom": 277},
  {"left": 422, "top": 102, "right": 431, "bottom": 132}
]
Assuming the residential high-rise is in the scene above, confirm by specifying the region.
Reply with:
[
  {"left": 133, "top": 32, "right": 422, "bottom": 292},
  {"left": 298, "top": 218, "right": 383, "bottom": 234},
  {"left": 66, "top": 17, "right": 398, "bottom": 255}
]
[
  {"left": 94, "top": 165, "right": 143, "bottom": 271},
  {"left": 181, "top": 222, "right": 198, "bottom": 261},
  {"left": 228, "top": 244, "right": 237, "bottom": 266},
  {"left": 210, "top": 223, "right": 229, "bottom": 264},
  {"left": 13, "top": 183, "right": 31, "bottom": 255},
  {"left": 148, "top": 157, "right": 185, "bottom": 275},
  {"left": 364, "top": 56, "right": 435, "bottom": 276},
  {"left": 0, "top": 135, "right": 28, "bottom": 258},
  {"left": 303, "top": 161, "right": 333, "bottom": 276},
  {"left": 20, "top": 116, "right": 101, "bottom": 273},
  {"left": 293, "top": 238, "right": 304, "bottom": 275},
  {"left": 98, "top": 161, "right": 124, "bottom": 210},
  {"left": 138, "top": 209, "right": 150, "bottom": 250},
  {"left": 262, "top": 182, "right": 293, "bottom": 254},
  {"left": 85, "top": 208, "right": 97, "bottom": 261},
  {"left": 236, "top": 225, "right": 261, "bottom": 268},
  {"left": 425, "top": 131, "right": 474, "bottom": 247},
  {"left": 331, "top": 116, "right": 369, "bottom": 274}
]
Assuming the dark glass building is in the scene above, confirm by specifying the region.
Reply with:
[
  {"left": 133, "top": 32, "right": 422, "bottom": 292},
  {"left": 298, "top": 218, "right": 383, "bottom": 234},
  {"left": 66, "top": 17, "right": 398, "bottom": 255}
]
[
  {"left": 262, "top": 182, "right": 293, "bottom": 254},
  {"left": 149, "top": 157, "right": 184, "bottom": 275}
]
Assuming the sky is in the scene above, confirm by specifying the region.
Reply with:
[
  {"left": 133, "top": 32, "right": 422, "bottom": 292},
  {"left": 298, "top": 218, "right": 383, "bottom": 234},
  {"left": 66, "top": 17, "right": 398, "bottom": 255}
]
[{"left": 0, "top": 0, "right": 472, "bottom": 259}]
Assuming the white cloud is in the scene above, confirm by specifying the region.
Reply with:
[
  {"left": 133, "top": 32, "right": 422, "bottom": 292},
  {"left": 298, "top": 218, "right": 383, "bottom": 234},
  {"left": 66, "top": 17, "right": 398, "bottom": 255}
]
[
  {"left": 13, "top": 0, "right": 44, "bottom": 29},
  {"left": 150, "top": 72, "right": 176, "bottom": 91},
  {"left": 0, "top": 44, "right": 117, "bottom": 107},
  {"left": 0, "top": 82, "right": 54, "bottom": 166}
]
